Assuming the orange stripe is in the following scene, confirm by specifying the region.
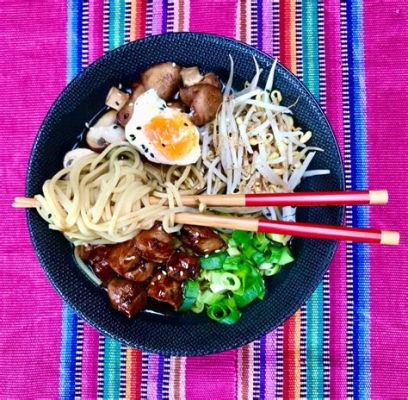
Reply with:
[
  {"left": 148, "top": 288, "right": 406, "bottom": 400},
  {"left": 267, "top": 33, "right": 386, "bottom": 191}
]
[
  {"left": 126, "top": 348, "right": 142, "bottom": 400},
  {"left": 173, "top": 357, "right": 182, "bottom": 400},
  {"left": 280, "top": 1, "right": 300, "bottom": 396},
  {"left": 283, "top": 309, "right": 301, "bottom": 399},
  {"left": 130, "top": 0, "right": 146, "bottom": 41},
  {"left": 179, "top": 0, "right": 184, "bottom": 32}
]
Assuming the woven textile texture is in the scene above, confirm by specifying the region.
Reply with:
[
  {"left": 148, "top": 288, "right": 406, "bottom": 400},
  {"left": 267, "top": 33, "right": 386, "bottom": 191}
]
[{"left": 1, "top": 0, "right": 407, "bottom": 399}]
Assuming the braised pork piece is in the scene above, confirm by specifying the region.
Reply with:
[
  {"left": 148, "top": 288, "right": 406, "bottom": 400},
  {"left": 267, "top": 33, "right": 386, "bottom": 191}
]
[{"left": 78, "top": 223, "right": 225, "bottom": 318}]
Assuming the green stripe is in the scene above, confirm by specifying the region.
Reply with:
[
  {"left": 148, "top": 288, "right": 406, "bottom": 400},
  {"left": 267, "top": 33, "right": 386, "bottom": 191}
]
[
  {"left": 103, "top": 337, "right": 122, "bottom": 400},
  {"left": 102, "top": 7, "right": 126, "bottom": 400},
  {"left": 302, "top": 1, "right": 324, "bottom": 398},
  {"left": 109, "top": 0, "right": 125, "bottom": 50}
]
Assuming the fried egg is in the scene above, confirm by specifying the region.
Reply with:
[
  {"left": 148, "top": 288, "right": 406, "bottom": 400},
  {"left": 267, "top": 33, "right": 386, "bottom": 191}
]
[{"left": 125, "top": 89, "right": 200, "bottom": 165}]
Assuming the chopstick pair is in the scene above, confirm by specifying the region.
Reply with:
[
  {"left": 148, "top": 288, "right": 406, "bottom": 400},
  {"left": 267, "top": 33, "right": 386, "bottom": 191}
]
[{"left": 12, "top": 190, "right": 399, "bottom": 245}]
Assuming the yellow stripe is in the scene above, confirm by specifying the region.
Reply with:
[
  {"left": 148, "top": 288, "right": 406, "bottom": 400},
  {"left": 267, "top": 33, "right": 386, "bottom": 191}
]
[{"left": 125, "top": 348, "right": 132, "bottom": 400}]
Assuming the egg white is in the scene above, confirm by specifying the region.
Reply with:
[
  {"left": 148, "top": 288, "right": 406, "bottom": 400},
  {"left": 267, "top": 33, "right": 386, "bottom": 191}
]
[{"left": 125, "top": 89, "right": 200, "bottom": 165}]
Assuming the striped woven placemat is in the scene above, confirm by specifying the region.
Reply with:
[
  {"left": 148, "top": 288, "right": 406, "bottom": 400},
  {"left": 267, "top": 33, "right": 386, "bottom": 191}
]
[{"left": 1, "top": 1, "right": 407, "bottom": 399}]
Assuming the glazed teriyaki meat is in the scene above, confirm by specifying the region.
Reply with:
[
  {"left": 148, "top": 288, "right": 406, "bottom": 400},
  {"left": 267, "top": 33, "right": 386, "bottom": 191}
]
[{"left": 78, "top": 223, "right": 225, "bottom": 318}]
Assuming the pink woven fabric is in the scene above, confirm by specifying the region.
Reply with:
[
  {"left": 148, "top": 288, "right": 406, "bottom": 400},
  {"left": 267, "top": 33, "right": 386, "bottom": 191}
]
[{"left": 1, "top": 1, "right": 407, "bottom": 399}]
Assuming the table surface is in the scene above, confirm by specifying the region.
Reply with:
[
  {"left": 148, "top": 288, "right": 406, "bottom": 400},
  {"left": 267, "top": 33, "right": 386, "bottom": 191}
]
[{"left": 1, "top": 1, "right": 407, "bottom": 399}]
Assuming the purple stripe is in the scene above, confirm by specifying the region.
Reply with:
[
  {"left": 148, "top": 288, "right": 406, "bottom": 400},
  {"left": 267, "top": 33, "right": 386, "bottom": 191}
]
[
  {"left": 257, "top": 0, "right": 263, "bottom": 49},
  {"left": 262, "top": 0, "right": 273, "bottom": 55},
  {"left": 161, "top": 0, "right": 168, "bottom": 33},
  {"left": 259, "top": 336, "right": 266, "bottom": 400},
  {"left": 147, "top": 354, "right": 159, "bottom": 399},
  {"left": 151, "top": 0, "right": 163, "bottom": 35},
  {"left": 156, "top": 355, "right": 165, "bottom": 400}
]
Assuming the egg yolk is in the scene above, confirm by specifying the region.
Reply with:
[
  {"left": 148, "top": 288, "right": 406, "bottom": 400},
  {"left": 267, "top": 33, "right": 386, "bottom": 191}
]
[{"left": 144, "top": 114, "right": 198, "bottom": 160}]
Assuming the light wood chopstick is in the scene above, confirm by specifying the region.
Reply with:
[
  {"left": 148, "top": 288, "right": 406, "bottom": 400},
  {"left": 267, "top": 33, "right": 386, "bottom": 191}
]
[
  {"left": 13, "top": 196, "right": 399, "bottom": 245},
  {"left": 12, "top": 190, "right": 388, "bottom": 209},
  {"left": 174, "top": 213, "right": 400, "bottom": 245}
]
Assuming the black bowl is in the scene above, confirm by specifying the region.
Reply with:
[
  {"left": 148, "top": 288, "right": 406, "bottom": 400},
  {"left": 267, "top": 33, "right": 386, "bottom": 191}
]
[{"left": 26, "top": 32, "right": 344, "bottom": 356}]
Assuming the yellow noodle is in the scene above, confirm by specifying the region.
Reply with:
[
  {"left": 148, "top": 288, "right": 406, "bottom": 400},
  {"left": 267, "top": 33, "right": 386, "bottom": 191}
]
[{"left": 34, "top": 142, "right": 195, "bottom": 245}]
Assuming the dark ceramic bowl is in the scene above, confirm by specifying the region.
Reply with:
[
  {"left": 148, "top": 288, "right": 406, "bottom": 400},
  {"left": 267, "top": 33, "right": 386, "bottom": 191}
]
[{"left": 26, "top": 32, "right": 344, "bottom": 356}]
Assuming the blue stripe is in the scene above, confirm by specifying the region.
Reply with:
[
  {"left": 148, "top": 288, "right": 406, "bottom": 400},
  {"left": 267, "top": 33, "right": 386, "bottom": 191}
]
[
  {"left": 302, "top": 1, "right": 324, "bottom": 398},
  {"left": 162, "top": 0, "right": 169, "bottom": 33},
  {"left": 109, "top": 0, "right": 125, "bottom": 50},
  {"left": 76, "top": 0, "right": 83, "bottom": 74},
  {"left": 257, "top": 0, "right": 263, "bottom": 50},
  {"left": 259, "top": 336, "right": 266, "bottom": 400},
  {"left": 59, "top": 306, "right": 78, "bottom": 399},
  {"left": 67, "top": 0, "right": 81, "bottom": 81},
  {"left": 346, "top": 2, "right": 370, "bottom": 399},
  {"left": 157, "top": 355, "right": 165, "bottom": 400},
  {"left": 60, "top": 0, "right": 83, "bottom": 397},
  {"left": 103, "top": 338, "right": 122, "bottom": 399}
]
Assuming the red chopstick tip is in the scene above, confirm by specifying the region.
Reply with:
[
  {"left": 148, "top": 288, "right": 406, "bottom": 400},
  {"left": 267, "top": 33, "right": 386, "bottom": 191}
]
[
  {"left": 380, "top": 231, "right": 400, "bottom": 245},
  {"left": 369, "top": 190, "right": 388, "bottom": 204}
]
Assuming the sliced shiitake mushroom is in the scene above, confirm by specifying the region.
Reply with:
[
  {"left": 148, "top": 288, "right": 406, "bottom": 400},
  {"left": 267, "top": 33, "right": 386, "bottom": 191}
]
[
  {"left": 201, "top": 72, "right": 221, "bottom": 89},
  {"left": 63, "top": 148, "right": 95, "bottom": 168},
  {"left": 180, "top": 66, "right": 203, "bottom": 87},
  {"left": 180, "top": 83, "right": 223, "bottom": 126},
  {"left": 86, "top": 110, "right": 125, "bottom": 151},
  {"left": 141, "top": 62, "right": 182, "bottom": 101},
  {"left": 166, "top": 99, "right": 189, "bottom": 113}
]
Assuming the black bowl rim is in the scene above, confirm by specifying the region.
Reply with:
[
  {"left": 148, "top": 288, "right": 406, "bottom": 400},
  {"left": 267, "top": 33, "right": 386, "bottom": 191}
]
[{"left": 26, "top": 32, "right": 345, "bottom": 355}]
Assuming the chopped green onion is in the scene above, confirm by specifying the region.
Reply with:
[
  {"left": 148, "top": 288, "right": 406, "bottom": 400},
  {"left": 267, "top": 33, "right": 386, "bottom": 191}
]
[
  {"left": 220, "top": 272, "right": 241, "bottom": 291},
  {"left": 200, "top": 252, "right": 227, "bottom": 269},
  {"left": 242, "top": 243, "right": 257, "bottom": 259},
  {"left": 178, "top": 279, "right": 200, "bottom": 312},
  {"left": 208, "top": 271, "right": 241, "bottom": 293},
  {"left": 222, "top": 255, "right": 241, "bottom": 270},
  {"left": 227, "top": 246, "right": 241, "bottom": 256},
  {"left": 253, "top": 233, "right": 269, "bottom": 252},
  {"left": 232, "top": 230, "right": 253, "bottom": 245},
  {"left": 252, "top": 251, "right": 266, "bottom": 265},
  {"left": 191, "top": 300, "right": 205, "bottom": 313},
  {"left": 266, "top": 233, "right": 286, "bottom": 244},
  {"left": 200, "top": 290, "right": 225, "bottom": 305},
  {"left": 233, "top": 285, "right": 258, "bottom": 308},
  {"left": 264, "top": 264, "right": 281, "bottom": 276},
  {"left": 278, "top": 246, "right": 295, "bottom": 265},
  {"left": 207, "top": 298, "right": 241, "bottom": 325}
]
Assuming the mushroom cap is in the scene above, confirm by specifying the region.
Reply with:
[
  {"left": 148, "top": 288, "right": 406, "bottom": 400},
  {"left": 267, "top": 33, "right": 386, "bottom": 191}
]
[
  {"left": 86, "top": 124, "right": 126, "bottom": 151},
  {"left": 141, "top": 62, "right": 182, "bottom": 101},
  {"left": 201, "top": 73, "right": 221, "bottom": 89},
  {"left": 180, "top": 83, "right": 223, "bottom": 126},
  {"left": 63, "top": 148, "right": 95, "bottom": 168},
  {"left": 86, "top": 110, "right": 126, "bottom": 151}
]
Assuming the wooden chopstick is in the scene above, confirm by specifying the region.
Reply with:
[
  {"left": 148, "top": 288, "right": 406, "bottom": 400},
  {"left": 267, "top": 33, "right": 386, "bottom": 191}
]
[
  {"left": 12, "top": 195, "right": 399, "bottom": 245},
  {"left": 12, "top": 190, "right": 388, "bottom": 209},
  {"left": 174, "top": 213, "right": 400, "bottom": 245},
  {"left": 172, "top": 190, "right": 388, "bottom": 207}
]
